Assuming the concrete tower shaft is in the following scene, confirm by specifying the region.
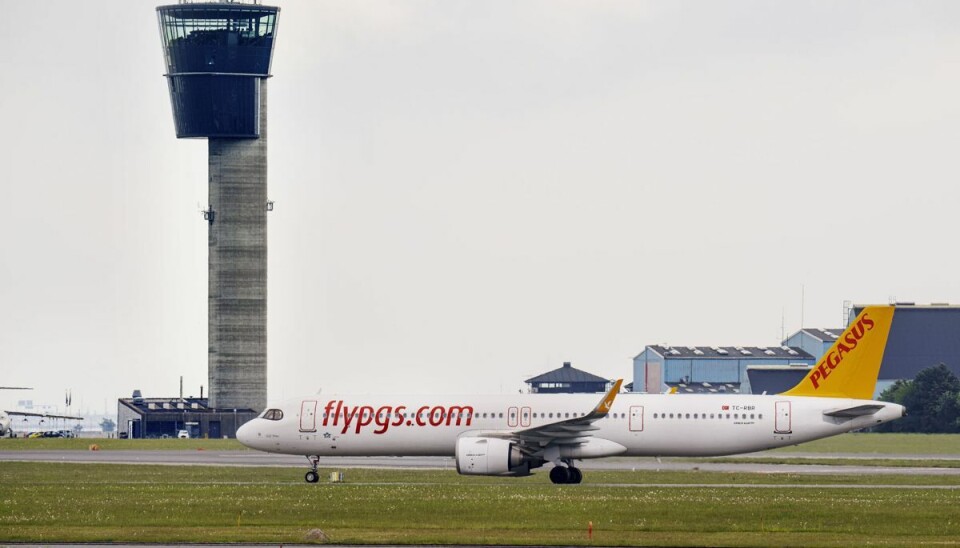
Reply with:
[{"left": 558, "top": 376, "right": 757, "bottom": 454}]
[
  {"left": 207, "top": 80, "right": 268, "bottom": 410},
  {"left": 158, "top": 1, "right": 279, "bottom": 412}
]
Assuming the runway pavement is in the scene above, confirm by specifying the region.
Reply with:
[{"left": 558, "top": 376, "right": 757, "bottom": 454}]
[{"left": 1, "top": 449, "right": 959, "bottom": 475}]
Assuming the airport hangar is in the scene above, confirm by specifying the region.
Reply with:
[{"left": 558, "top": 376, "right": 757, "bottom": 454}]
[{"left": 631, "top": 303, "right": 960, "bottom": 396}]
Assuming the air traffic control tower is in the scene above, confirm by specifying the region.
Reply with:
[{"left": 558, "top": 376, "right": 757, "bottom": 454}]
[{"left": 157, "top": 1, "right": 279, "bottom": 412}]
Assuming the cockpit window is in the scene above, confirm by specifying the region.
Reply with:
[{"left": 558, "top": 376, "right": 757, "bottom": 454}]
[{"left": 263, "top": 409, "right": 283, "bottom": 420}]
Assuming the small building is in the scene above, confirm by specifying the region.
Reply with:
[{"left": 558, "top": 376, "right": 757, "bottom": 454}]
[
  {"left": 782, "top": 328, "right": 844, "bottom": 360},
  {"left": 525, "top": 362, "right": 610, "bottom": 393},
  {"left": 117, "top": 395, "right": 257, "bottom": 439},
  {"left": 745, "top": 364, "right": 814, "bottom": 395},
  {"left": 632, "top": 345, "right": 814, "bottom": 394}
]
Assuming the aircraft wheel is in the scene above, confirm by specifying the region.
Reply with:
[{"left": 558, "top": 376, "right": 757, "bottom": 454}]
[
  {"left": 569, "top": 467, "right": 583, "bottom": 484},
  {"left": 549, "top": 465, "right": 570, "bottom": 484},
  {"left": 305, "top": 471, "right": 320, "bottom": 483}
]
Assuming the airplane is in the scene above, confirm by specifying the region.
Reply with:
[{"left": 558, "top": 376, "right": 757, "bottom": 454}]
[
  {"left": 0, "top": 388, "right": 83, "bottom": 438},
  {"left": 237, "top": 305, "right": 906, "bottom": 484}
]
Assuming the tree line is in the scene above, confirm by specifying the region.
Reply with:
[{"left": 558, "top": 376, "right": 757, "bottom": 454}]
[{"left": 875, "top": 363, "right": 960, "bottom": 433}]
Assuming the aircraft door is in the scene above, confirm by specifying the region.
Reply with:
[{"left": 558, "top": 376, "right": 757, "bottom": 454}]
[
  {"left": 507, "top": 406, "right": 518, "bottom": 428},
  {"left": 629, "top": 406, "right": 644, "bottom": 432},
  {"left": 300, "top": 400, "right": 318, "bottom": 432},
  {"left": 520, "top": 406, "right": 531, "bottom": 427},
  {"left": 774, "top": 401, "right": 792, "bottom": 434}
]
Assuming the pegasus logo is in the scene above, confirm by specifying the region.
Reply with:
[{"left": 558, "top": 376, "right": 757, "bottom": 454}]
[{"left": 809, "top": 313, "right": 876, "bottom": 389}]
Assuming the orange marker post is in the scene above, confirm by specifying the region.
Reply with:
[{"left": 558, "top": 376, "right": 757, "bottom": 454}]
[{"left": 588, "top": 520, "right": 593, "bottom": 540}]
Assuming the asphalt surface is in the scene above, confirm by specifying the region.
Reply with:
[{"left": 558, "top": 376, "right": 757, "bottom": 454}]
[{"left": 1, "top": 449, "right": 959, "bottom": 475}]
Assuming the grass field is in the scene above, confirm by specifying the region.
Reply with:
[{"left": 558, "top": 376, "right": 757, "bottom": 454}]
[{"left": 1, "top": 463, "right": 959, "bottom": 546}]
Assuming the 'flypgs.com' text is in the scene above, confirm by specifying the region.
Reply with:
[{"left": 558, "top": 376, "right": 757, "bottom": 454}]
[{"left": 320, "top": 400, "right": 475, "bottom": 435}]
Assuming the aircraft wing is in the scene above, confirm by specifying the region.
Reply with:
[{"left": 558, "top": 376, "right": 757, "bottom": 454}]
[
  {"left": 473, "top": 379, "right": 623, "bottom": 447},
  {"left": 823, "top": 404, "right": 885, "bottom": 418},
  {"left": 4, "top": 410, "right": 83, "bottom": 420}
]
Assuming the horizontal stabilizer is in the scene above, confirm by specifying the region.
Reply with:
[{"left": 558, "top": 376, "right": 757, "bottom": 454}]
[{"left": 823, "top": 404, "right": 885, "bottom": 418}]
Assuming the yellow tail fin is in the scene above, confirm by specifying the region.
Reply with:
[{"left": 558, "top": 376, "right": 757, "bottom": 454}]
[{"left": 781, "top": 306, "right": 894, "bottom": 399}]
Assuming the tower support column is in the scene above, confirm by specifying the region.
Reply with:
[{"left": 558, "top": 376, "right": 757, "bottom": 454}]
[{"left": 207, "top": 80, "right": 268, "bottom": 411}]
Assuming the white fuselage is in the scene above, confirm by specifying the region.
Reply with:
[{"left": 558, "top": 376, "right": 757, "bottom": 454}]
[{"left": 237, "top": 393, "right": 905, "bottom": 458}]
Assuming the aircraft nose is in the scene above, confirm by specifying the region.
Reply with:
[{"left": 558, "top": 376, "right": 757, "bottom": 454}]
[{"left": 236, "top": 420, "right": 256, "bottom": 447}]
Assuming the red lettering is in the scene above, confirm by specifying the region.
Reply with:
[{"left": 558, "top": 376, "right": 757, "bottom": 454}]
[
  {"left": 429, "top": 406, "right": 445, "bottom": 427},
  {"left": 322, "top": 400, "right": 336, "bottom": 427},
  {"left": 390, "top": 405, "right": 407, "bottom": 427},
  {"left": 446, "top": 406, "right": 474, "bottom": 427},
  {"left": 355, "top": 405, "right": 374, "bottom": 434},
  {"left": 836, "top": 342, "right": 851, "bottom": 360},
  {"left": 340, "top": 406, "right": 356, "bottom": 434},
  {"left": 373, "top": 405, "right": 393, "bottom": 434},
  {"left": 850, "top": 321, "right": 865, "bottom": 341},
  {"left": 331, "top": 401, "right": 343, "bottom": 426},
  {"left": 415, "top": 405, "right": 429, "bottom": 426},
  {"left": 819, "top": 363, "right": 831, "bottom": 380},
  {"left": 805, "top": 311, "right": 881, "bottom": 391},
  {"left": 810, "top": 368, "right": 823, "bottom": 389}
]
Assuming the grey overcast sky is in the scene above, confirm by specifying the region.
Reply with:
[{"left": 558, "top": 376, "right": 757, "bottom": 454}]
[{"left": 2, "top": 1, "right": 959, "bottom": 414}]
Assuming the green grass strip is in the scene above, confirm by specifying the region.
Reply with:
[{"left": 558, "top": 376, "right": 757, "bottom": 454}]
[{"left": 1, "top": 463, "right": 960, "bottom": 546}]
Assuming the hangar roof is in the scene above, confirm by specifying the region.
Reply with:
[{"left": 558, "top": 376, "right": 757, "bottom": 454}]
[
  {"left": 796, "top": 328, "right": 845, "bottom": 342},
  {"left": 119, "top": 397, "right": 256, "bottom": 415},
  {"left": 525, "top": 362, "right": 609, "bottom": 384},
  {"left": 647, "top": 345, "right": 813, "bottom": 360}
]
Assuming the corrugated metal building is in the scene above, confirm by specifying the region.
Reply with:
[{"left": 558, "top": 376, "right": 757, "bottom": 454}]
[
  {"left": 635, "top": 303, "right": 960, "bottom": 397},
  {"left": 850, "top": 304, "right": 960, "bottom": 392},
  {"left": 117, "top": 396, "right": 257, "bottom": 439},
  {"left": 782, "top": 328, "right": 844, "bottom": 360},
  {"left": 632, "top": 346, "right": 814, "bottom": 394}
]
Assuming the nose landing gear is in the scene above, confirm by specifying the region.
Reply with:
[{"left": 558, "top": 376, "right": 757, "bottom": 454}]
[{"left": 304, "top": 455, "right": 320, "bottom": 483}]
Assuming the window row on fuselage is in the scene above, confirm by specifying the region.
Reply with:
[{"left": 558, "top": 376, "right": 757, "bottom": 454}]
[
  {"left": 312, "top": 410, "right": 663, "bottom": 421},
  {"left": 284, "top": 406, "right": 761, "bottom": 423},
  {"left": 652, "top": 412, "right": 763, "bottom": 420}
]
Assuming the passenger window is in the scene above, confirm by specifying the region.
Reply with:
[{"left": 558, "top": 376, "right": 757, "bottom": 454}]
[
  {"left": 693, "top": 413, "right": 698, "bottom": 419},
  {"left": 759, "top": 414, "right": 763, "bottom": 420},
  {"left": 669, "top": 413, "right": 674, "bottom": 419},
  {"left": 750, "top": 414, "right": 755, "bottom": 419},
  {"left": 685, "top": 413, "right": 690, "bottom": 419}
]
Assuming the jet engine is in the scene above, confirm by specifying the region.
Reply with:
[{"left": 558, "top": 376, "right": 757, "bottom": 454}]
[{"left": 455, "top": 436, "right": 536, "bottom": 476}]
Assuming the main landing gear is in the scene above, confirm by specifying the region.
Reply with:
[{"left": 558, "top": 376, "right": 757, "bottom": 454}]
[
  {"left": 549, "top": 462, "right": 583, "bottom": 484},
  {"left": 304, "top": 455, "right": 320, "bottom": 483}
]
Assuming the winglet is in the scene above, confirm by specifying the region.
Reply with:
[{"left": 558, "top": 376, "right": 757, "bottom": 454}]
[{"left": 589, "top": 379, "right": 623, "bottom": 418}]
